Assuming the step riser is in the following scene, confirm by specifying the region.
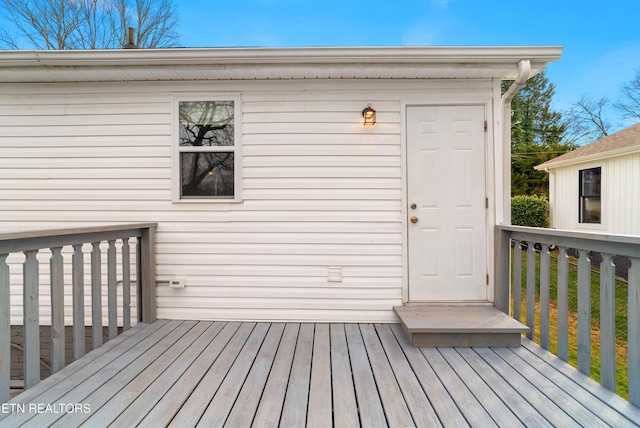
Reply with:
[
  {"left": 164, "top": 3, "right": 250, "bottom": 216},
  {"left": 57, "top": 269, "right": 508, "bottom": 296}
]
[{"left": 407, "top": 332, "right": 522, "bottom": 347}]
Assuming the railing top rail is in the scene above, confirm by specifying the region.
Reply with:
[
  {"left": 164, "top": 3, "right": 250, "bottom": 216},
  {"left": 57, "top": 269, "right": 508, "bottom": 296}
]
[
  {"left": 496, "top": 224, "right": 640, "bottom": 258},
  {"left": 0, "top": 223, "right": 158, "bottom": 254}
]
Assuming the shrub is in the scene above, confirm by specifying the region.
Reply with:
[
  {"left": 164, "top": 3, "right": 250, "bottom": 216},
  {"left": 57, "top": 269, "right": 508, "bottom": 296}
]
[{"left": 511, "top": 195, "right": 549, "bottom": 227}]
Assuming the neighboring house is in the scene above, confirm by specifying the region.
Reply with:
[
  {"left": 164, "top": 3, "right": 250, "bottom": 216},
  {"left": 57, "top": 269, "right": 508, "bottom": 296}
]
[
  {"left": 535, "top": 123, "right": 640, "bottom": 235},
  {"left": 0, "top": 46, "right": 561, "bottom": 323}
]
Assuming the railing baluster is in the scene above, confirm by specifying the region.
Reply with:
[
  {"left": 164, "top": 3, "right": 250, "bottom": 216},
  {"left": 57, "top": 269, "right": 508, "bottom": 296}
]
[
  {"left": 122, "top": 238, "right": 131, "bottom": 331},
  {"left": 497, "top": 225, "right": 640, "bottom": 399},
  {"left": 629, "top": 257, "right": 640, "bottom": 407},
  {"left": 107, "top": 240, "right": 117, "bottom": 340},
  {"left": 513, "top": 240, "right": 522, "bottom": 322},
  {"left": 0, "top": 254, "right": 10, "bottom": 403},
  {"left": 539, "top": 244, "right": 550, "bottom": 350},
  {"left": 50, "top": 247, "right": 65, "bottom": 374},
  {"left": 0, "top": 223, "right": 156, "bottom": 394},
  {"left": 557, "top": 246, "right": 569, "bottom": 362},
  {"left": 23, "top": 250, "right": 40, "bottom": 389},
  {"left": 91, "top": 242, "right": 103, "bottom": 349},
  {"left": 72, "top": 244, "right": 85, "bottom": 360},
  {"left": 599, "top": 253, "right": 616, "bottom": 392},
  {"left": 526, "top": 241, "right": 536, "bottom": 341},
  {"left": 577, "top": 249, "right": 591, "bottom": 375}
]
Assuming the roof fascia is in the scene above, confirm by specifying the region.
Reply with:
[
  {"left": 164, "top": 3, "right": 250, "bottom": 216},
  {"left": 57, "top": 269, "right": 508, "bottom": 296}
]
[{"left": 0, "top": 46, "right": 562, "bottom": 68}]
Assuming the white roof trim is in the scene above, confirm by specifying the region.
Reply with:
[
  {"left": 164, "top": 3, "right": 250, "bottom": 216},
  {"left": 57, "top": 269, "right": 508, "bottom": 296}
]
[{"left": 0, "top": 46, "right": 562, "bottom": 83}]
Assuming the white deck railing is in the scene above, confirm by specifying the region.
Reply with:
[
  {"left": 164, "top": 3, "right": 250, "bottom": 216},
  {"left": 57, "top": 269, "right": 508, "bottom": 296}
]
[
  {"left": 495, "top": 225, "right": 640, "bottom": 407},
  {"left": 0, "top": 223, "right": 157, "bottom": 403}
]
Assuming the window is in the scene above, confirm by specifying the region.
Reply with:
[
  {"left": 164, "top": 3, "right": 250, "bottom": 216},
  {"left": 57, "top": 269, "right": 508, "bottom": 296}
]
[
  {"left": 174, "top": 97, "right": 241, "bottom": 201},
  {"left": 579, "top": 167, "right": 601, "bottom": 224}
]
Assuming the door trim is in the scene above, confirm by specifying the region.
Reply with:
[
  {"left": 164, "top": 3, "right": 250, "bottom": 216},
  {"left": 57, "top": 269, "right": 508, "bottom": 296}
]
[{"left": 400, "top": 100, "right": 495, "bottom": 304}]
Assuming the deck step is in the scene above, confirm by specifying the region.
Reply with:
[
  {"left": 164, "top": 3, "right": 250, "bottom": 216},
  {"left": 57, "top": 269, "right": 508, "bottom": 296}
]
[{"left": 393, "top": 305, "right": 529, "bottom": 347}]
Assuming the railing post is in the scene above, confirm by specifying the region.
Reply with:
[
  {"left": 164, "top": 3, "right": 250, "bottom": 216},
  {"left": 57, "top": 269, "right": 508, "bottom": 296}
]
[
  {"left": 494, "top": 227, "right": 511, "bottom": 314},
  {"left": 140, "top": 226, "right": 156, "bottom": 323},
  {"left": 72, "top": 244, "right": 85, "bottom": 360},
  {"left": 50, "top": 247, "right": 65, "bottom": 374},
  {"left": 577, "top": 249, "right": 591, "bottom": 376},
  {"left": 629, "top": 257, "right": 640, "bottom": 407},
  {"left": 23, "top": 250, "right": 40, "bottom": 389},
  {"left": 122, "top": 238, "right": 131, "bottom": 331},
  {"left": 0, "top": 254, "right": 10, "bottom": 403}
]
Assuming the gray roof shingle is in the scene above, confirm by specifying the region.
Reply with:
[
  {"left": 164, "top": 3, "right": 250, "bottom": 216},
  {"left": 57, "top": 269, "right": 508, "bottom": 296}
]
[{"left": 536, "top": 123, "right": 640, "bottom": 169}]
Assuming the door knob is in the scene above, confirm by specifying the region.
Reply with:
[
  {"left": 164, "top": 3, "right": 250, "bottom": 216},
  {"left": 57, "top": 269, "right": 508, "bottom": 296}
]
[{"left": 410, "top": 216, "right": 419, "bottom": 224}]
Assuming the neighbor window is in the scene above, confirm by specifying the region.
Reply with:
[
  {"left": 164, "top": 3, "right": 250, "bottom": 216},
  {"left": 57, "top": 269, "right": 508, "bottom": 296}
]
[
  {"left": 175, "top": 97, "right": 241, "bottom": 200},
  {"left": 579, "top": 167, "right": 601, "bottom": 224}
]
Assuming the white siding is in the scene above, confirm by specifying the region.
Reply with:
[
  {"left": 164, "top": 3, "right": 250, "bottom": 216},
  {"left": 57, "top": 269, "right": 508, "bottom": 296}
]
[
  {"left": 0, "top": 79, "right": 494, "bottom": 322},
  {"left": 550, "top": 153, "right": 640, "bottom": 235}
]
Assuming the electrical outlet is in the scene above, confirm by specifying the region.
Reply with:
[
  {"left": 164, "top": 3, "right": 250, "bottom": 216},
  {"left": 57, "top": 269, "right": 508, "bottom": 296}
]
[{"left": 169, "top": 278, "right": 186, "bottom": 288}]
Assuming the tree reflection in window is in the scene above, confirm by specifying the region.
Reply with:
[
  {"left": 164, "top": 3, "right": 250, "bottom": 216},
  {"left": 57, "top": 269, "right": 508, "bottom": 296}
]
[
  {"left": 179, "top": 101, "right": 235, "bottom": 198},
  {"left": 579, "top": 167, "right": 601, "bottom": 224}
]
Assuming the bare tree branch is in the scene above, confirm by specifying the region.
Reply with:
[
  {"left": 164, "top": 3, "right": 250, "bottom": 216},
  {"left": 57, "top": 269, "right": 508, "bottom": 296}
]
[
  {"left": 563, "top": 95, "right": 614, "bottom": 146},
  {"left": 615, "top": 68, "right": 640, "bottom": 121},
  {"left": 0, "top": 0, "right": 179, "bottom": 49}
]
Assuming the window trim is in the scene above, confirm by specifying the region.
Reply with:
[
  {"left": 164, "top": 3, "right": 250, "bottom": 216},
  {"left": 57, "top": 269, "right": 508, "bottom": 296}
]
[
  {"left": 578, "top": 166, "right": 601, "bottom": 224},
  {"left": 172, "top": 94, "right": 242, "bottom": 203}
]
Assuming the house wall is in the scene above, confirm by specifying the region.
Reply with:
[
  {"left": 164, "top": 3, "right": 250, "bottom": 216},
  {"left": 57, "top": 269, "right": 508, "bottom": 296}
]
[
  {"left": 0, "top": 78, "right": 495, "bottom": 323},
  {"left": 550, "top": 153, "right": 640, "bottom": 235}
]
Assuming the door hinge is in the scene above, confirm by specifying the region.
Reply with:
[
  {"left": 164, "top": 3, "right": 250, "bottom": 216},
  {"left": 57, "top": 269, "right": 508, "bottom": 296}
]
[
  {"left": 484, "top": 120, "right": 488, "bottom": 132},
  {"left": 486, "top": 273, "right": 489, "bottom": 285},
  {"left": 485, "top": 197, "right": 489, "bottom": 209}
]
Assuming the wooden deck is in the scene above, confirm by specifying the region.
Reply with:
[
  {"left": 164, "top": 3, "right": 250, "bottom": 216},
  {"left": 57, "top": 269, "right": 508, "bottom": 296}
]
[{"left": 1, "top": 320, "right": 639, "bottom": 427}]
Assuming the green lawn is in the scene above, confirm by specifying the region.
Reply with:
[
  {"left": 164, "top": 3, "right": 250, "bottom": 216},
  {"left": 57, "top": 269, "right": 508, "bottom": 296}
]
[{"left": 512, "top": 248, "right": 629, "bottom": 399}]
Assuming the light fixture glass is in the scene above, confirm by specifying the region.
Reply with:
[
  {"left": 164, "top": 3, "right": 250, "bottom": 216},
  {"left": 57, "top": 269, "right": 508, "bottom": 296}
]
[{"left": 362, "top": 104, "right": 376, "bottom": 126}]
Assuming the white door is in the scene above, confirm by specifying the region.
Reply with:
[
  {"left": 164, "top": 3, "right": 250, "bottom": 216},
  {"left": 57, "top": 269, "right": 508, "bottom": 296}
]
[{"left": 407, "top": 105, "right": 487, "bottom": 301}]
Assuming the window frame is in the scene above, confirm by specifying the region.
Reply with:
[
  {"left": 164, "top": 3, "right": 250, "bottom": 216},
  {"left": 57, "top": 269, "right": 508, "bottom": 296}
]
[
  {"left": 578, "top": 166, "right": 601, "bottom": 224},
  {"left": 172, "top": 94, "right": 242, "bottom": 203}
]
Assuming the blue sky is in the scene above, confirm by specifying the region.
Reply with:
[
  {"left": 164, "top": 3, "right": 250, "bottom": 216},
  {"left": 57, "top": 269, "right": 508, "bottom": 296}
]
[{"left": 178, "top": 0, "right": 640, "bottom": 130}]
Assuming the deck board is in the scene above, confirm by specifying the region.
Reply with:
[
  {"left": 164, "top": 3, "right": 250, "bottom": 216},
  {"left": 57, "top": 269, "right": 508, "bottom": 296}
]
[
  {"left": 344, "top": 323, "right": 387, "bottom": 427},
  {"left": 492, "top": 346, "right": 613, "bottom": 428},
  {"left": 389, "top": 323, "right": 469, "bottom": 427},
  {"left": 252, "top": 323, "right": 299, "bottom": 427},
  {"left": 224, "top": 323, "right": 285, "bottom": 428},
  {"left": 307, "top": 323, "right": 333, "bottom": 428},
  {"left": 455, "top": 347, "right": 551, "bottom": 427},
  {"left": 329, "top": 324, "right": 360, "bottom": 427},
  {"left": 375, "top": 324, "right": 441, "bottom": 427},
  {"left": 2, "top": 320, "right": 639, "bottom": 427},
  {"left": 473, "top": 346, "right": 583, "bottom": 428}
]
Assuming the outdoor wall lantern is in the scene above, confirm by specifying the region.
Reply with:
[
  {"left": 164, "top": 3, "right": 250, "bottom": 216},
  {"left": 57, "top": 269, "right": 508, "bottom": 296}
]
[{"left": 362, "top": 104, "right": 376, "bottom": 126}]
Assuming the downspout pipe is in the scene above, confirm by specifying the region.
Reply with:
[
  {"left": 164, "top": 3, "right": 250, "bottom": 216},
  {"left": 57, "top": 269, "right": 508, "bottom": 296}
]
[
  {"left": 502, "top": 59, "right": 531, "bottom": 104},
  {"left": 500, "top": 59, "right": 531, "bottom": 224}
]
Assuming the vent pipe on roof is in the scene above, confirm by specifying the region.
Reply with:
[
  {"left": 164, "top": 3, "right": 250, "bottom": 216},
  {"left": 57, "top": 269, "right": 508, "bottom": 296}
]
[
  {"left": 123, "top": 27, "right": 137, "bottom": 49},
  {"left": 501, "top": 59, "right": 531, "bottom": 225}
]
